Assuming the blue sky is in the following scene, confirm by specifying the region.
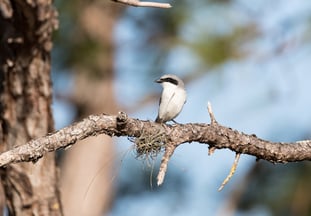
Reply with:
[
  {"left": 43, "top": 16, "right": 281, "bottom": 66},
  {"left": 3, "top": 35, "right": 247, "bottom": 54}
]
[{"left": 53, "top": 1, "right": 311, "bottom": 215}]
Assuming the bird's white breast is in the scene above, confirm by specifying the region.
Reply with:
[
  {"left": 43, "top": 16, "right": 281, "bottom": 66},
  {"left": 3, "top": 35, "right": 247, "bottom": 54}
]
[{"left": 158, "top": 82, "right": 187, "bottom": 122}]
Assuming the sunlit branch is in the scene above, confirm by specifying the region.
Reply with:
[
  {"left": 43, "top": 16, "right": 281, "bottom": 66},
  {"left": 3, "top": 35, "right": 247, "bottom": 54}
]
[
  {"left": 0, "top": 109, "right": 310, "bottom": 185},
  {"left": 218, "top": 153, "right": 241, "bottom": 191},
  {"left": 111, "top": 0, "right": 172, "bottom": 8}
]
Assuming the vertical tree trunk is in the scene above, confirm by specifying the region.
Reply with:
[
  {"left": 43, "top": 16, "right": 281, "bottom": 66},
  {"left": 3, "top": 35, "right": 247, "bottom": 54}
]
[
  {"left": 0, "top": 0, "right": 62, "bottom": 215},
  {"left": 60, "top": 2, "right": 122, "bottom": 214}
]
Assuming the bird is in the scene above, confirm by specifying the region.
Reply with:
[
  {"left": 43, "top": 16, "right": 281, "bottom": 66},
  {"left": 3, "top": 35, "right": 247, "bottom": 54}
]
[{"left": 155, "top": 74, "right": 187, "bottom": 123}]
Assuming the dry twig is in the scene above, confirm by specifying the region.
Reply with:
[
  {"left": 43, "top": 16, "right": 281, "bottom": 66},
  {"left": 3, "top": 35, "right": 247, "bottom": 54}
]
[
  {"left": 208, "top": 101, "right": 217, "bottom": 125},
  {"left": 111, "top": 0, "right": 171, "bottom": 8},
  {"left": 218, "top": 153, "right": 241, "bottom": 191}
]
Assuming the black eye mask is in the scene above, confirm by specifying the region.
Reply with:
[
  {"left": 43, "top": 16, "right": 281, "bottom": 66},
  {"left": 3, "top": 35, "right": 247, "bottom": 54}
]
[{"left": 161, "top": 77, "right": 178, "bottom": 86}]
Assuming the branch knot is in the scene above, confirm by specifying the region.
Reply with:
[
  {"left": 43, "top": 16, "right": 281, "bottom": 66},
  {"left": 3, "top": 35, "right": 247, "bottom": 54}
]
[{"left": 116, "top": 111, "right": 128, "bottom": 131}]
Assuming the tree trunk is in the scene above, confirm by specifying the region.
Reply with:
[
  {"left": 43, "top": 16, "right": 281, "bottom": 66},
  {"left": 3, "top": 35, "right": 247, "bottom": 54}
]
[
  {"left": 0, "top": 0, "right": 62, "bottom": 215},
  {"left": 60, "top": 2, "right": 122, "bottom": 214}
]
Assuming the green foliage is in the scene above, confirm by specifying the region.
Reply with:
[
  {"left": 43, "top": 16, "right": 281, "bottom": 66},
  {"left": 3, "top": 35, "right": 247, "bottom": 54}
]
[{"left": 238, "top": 162, "right": 311, "bottom": 216}]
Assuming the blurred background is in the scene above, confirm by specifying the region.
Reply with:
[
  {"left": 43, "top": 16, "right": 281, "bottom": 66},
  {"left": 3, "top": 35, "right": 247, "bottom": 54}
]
[{"left": 52, "top": 0, "right": 311, "bottom": 215}]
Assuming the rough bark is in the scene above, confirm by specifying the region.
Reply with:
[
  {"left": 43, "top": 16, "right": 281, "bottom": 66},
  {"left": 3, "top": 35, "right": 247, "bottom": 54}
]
[
  {"left": 0, "top": 112, "right": 310, "bottom": 185},
  {"left": 0, "top": 0, "right": 62, "bottom": 215}
]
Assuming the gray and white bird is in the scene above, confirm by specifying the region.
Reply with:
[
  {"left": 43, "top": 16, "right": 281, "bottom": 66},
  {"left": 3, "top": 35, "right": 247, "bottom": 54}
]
[{"left": 155, "top": 74, "right": 187, "bottom": 123}]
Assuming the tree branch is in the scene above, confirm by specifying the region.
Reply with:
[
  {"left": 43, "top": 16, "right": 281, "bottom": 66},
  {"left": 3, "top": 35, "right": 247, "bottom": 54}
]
[
  {"left": 111, "top": 0, "right": 172, "bottom": 8},
  {"left": 0, "top": 111, "right": 310, "bottom": 184}
]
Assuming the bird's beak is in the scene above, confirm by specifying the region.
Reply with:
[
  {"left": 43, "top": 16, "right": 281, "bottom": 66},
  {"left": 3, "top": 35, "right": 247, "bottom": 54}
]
[{"left": 155, "top": 78, "right": 162, "bottom": 83}]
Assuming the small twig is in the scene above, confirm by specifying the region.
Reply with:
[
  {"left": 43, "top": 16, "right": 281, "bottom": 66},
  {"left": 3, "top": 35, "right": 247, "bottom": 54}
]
[
  {"left": 157, "top": 143, "right": 176, "bottom": 186},
  {"left": 112, "top": 0, "right": 172, "bottom": 8},
  {"left": 218, "top": 153, "right": 241, "bottom": 191},
  {"left": 207, "top": 102, "right": 217, "bottom": 155},
  {"left": 207, "top": 102, "right": 217, "bottom": 125},
  {"left": 208, "top": 146, "right": 216, "bottom": 156}
]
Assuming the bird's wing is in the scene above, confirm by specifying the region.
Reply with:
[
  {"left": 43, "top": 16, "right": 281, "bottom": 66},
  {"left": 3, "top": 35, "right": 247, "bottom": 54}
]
[{"left": 165, "top": 92, "right": 176, "bottom": 110}]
